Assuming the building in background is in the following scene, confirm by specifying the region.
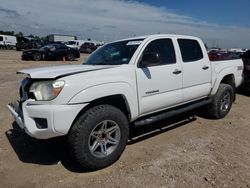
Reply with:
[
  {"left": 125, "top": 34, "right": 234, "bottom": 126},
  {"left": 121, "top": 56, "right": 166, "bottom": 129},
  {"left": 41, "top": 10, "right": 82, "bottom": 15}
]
[
  {"left": 228, "top": 48, "right": 248, "bottom": 53},
  {"left": 47, "top": 34, "right": 76, "bottom": 42}
]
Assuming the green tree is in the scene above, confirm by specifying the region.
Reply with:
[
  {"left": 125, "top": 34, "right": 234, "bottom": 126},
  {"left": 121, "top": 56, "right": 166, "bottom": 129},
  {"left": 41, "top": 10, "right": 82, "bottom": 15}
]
[{"left": 16, "top": 32, "right": 24, "bottom": 37}]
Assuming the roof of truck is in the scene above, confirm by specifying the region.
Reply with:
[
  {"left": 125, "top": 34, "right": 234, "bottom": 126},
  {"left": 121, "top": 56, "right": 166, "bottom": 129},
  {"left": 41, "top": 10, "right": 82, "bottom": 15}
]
[{"left": 112, "top": 34, "right": 200, "bottom": 43}]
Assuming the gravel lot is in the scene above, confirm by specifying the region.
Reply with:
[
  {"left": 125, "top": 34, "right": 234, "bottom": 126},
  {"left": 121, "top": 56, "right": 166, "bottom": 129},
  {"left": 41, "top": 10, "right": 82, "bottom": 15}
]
[{"left": 0, "top": 50, "right": 250, "bottom": 188}]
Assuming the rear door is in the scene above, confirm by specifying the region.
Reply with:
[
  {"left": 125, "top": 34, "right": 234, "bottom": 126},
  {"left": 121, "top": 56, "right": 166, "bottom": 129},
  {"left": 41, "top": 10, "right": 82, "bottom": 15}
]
[
  {"left": 177, "top": 38, "right": 212, "bottom": 102},
  {"left": 136, "top": 38, "right": 183, "bottom": 115},
  {"left": 55, "top": 44, "right": 69, "bottom": 59}
]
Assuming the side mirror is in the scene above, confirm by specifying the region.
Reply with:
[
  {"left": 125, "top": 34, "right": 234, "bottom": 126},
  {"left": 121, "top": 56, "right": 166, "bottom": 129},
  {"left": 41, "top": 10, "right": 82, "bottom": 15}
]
[{"left": 140, "top": 53, "right": 160, "bottom": 67}]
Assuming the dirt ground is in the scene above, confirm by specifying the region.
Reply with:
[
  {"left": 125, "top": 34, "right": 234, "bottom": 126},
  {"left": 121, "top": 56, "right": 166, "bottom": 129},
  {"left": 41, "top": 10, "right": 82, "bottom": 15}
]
[{"left": 0, "top": 50, "right": 249, "bottom": 188}]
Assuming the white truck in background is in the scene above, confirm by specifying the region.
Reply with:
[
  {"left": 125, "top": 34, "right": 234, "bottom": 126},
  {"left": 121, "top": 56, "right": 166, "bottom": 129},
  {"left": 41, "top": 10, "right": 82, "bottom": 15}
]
[
  {"left": 8, "top": 34, "right": 243, "bottom": 170},
  {"left": 0, "top": 34, "right": 17, "bottom": 49},
  {"left": 65, "top": 40, "right": 104, "bottom": 51},
  {"left": 65, "top": 40, "right": 86, "bottom": 49}
]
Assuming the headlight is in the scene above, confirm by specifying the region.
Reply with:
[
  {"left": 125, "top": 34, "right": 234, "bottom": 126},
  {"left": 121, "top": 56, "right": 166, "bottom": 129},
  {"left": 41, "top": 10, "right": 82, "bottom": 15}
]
[{"left": 29, "top": 80, "right": 65, "bottom": 101}]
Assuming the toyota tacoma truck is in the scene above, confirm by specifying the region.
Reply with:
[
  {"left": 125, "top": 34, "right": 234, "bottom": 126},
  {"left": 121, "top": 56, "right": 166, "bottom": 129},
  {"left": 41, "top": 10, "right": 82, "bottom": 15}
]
[{"left": 8, "top": 34, "right": 243, "bottom": 170}]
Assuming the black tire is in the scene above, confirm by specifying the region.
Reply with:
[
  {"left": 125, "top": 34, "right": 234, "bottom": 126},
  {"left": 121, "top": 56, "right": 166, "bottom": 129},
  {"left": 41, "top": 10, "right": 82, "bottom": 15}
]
[
  {"left": 66, "top": 54, "right": 75, "bottom": 61},
  {"left": 68, "top": 105, "right": 129, "bottom": 170},
  {"left": 207, "top": 83, "right": 234, "bottom": 119},
  {"left": 32, "top": 52, "right": 42, "bottom": 61}
]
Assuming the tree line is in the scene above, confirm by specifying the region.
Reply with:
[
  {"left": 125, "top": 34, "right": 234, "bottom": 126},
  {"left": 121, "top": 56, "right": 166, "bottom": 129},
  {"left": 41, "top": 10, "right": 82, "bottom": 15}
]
[{"left": 0, "top": 30, "right": 44, "bottom": 40}]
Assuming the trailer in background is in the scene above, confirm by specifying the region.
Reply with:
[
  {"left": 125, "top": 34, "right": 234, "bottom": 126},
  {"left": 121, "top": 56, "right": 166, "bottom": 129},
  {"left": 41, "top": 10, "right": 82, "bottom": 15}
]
[
  {"left": 47, "top": 34, "right": 76, "bottom": 42},
  {"left": 0, "top": 34, "right": 17, "bottom": 49}
]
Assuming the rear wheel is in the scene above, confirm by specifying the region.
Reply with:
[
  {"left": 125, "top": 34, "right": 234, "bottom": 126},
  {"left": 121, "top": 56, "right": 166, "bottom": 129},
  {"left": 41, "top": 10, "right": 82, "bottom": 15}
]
[
  {"left": 207, "top": 83, "right": 234, "bottom": 119},
  {"left": 68, "top": 105, "right": 129, "bottom": 170},
  {"left": 86, "top": 48, "right": 92, "bottom": 53},
  {"left": 32, "top": 52, "right": 42, "bottom": 61},
  {"left": 66, "top": 54, "right": 75, "bottom": 61}
]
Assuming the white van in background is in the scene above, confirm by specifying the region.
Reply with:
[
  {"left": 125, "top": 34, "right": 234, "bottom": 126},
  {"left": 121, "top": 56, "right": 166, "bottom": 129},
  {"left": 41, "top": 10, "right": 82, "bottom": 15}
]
[{"left": 0, "top": 34, "right": 17, "bottom": 49}]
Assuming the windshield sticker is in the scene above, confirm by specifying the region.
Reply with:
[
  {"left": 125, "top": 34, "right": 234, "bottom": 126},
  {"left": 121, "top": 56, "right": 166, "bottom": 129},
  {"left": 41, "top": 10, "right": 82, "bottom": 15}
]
[
  {"left": 122, "top": 58, "right": 128, "bottom": 62},
  {"left": 110, "top": 51, "right": 120, "bottom": 57},
  {"left": 126, "top": 41, "right": 142, "bottom": 46}
]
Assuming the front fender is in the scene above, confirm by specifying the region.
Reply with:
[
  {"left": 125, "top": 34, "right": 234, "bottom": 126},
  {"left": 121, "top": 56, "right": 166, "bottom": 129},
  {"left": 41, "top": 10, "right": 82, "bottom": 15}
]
[{"left": 68, "top": 82, "right": 139, "bottom": 121}]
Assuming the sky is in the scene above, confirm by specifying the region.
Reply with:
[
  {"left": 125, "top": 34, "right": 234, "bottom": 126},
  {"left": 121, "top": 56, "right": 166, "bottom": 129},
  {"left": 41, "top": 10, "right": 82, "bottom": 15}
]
[
  {"left": 0, "top": 0, "right": 249, "bottom": 48},
  {"left": 137, "top": 0, "right": 250, "bottom": 27}
]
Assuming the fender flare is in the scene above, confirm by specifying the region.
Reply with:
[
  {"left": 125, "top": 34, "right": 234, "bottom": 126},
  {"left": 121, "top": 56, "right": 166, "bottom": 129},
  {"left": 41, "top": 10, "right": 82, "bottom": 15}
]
[
  {"left": 68, "top": 82, "right": 139, "bottom": 121},
  {"left": 210, "top": 67, "right": 236, "bottom": 95}
]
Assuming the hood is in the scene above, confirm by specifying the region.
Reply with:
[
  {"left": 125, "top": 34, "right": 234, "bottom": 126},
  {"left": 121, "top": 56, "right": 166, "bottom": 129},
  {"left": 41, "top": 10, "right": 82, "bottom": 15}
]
[
  {"left": 66, "top": 44, "right": 77, "bottom": 48},
  {"left": 23, "top": 49, "right": 39, "bottom": 53},
  {"left": 17, "top": 64, "right": 116, "bottom": 79}
]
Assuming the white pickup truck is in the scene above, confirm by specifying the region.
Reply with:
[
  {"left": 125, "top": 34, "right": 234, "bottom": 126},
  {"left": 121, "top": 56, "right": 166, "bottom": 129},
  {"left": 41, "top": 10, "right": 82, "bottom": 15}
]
[{"left": 8, "top": 34, "right": 243, "bottom": 170}]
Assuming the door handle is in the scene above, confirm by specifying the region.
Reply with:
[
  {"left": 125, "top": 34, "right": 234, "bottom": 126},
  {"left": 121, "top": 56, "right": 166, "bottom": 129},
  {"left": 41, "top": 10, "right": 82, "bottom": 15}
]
[
  {"left": 173, "top": 69, "right": 182, "bottom": 75},
  {"left": 202, "top": 66, "right": 209, "bottom": 70}
]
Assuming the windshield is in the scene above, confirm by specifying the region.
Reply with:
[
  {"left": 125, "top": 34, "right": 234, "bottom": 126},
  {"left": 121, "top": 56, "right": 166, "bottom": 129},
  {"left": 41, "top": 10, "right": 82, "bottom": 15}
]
[
  {"left": 67, "top": 41, "right": 76, "bottom": 45},
  {"left": 84, "top": 39, "right": 144, "bottom": 65},
  {"left": 40, "top": 45, "right": 56, "bottom": 51}
]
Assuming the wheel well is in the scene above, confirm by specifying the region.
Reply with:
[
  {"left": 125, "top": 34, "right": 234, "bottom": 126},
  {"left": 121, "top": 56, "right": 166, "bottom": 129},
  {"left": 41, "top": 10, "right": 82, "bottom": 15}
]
[
  {"left": 76, "top": 95, "right": 131, "bottom": 121},
  {"left": 221, "top": 74, "right": 235, "bottom": 88}
]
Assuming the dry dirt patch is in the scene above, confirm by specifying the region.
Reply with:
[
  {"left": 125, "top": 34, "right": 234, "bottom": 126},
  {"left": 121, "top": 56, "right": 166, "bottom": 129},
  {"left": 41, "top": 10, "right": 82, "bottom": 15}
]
[{"left": 0, "top": 50, "right": 250, "bottom": 187}]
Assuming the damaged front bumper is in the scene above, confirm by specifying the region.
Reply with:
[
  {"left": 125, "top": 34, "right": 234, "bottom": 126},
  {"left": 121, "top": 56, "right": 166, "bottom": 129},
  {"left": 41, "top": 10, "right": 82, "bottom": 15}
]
[
  {"left": 7, "top": 101, "right": 25, "bottom": 129},
  {"left": 7, "top": 100, "right": 87, "bottom": 139}
]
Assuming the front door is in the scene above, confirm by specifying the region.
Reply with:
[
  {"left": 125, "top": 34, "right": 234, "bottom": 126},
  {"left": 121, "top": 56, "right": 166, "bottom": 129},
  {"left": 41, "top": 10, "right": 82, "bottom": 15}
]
[{"left": 136, "top": 38, "right": 183, "bottom": 115}]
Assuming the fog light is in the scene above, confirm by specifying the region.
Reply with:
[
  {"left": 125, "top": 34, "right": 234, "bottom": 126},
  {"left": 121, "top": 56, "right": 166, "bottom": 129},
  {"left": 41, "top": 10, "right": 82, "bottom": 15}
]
[{"left": 34, "top": 118, "right": 48, "bottom": 129}]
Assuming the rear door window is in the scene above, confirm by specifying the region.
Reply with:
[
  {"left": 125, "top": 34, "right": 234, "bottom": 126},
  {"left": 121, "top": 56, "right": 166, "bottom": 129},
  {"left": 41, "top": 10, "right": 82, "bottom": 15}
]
[
  {"left": 178, "top": 39, "right": 203, "bottom": 62},
  {"left": 0, "top": 36, "right": 3, "bottom": 41}
]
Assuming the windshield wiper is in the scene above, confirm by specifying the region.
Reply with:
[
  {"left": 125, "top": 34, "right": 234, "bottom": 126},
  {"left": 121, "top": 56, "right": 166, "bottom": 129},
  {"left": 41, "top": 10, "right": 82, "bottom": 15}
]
[{"left": 92, "top": 62, "right": 113, "bottom": 65}]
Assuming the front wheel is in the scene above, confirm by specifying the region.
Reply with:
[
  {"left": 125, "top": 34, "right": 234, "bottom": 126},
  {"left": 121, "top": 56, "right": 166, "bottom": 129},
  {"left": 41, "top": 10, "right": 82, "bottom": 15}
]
[
  {"left": 68, "top": 105, "right": 129, "bottom": 170},
  {"left": 207, "top": 83, "right": 234, "bottom": 119}
]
